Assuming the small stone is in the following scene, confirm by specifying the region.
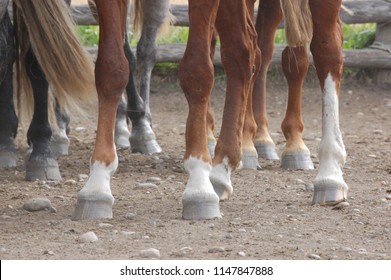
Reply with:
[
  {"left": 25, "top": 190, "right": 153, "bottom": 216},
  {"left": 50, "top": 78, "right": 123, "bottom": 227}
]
[
  {"left": 238, "top": 228, "right": 246, "bottom": 232},
  {"left": 75, "top": 127, "right": 86, "bottom": 132},
  {"left": 44, "top": 250, "right": 54, "bottom": 256},
  {"left": 208, "top": 223, "right": 215, "bottom": 229},
  {"left": 332, "top": 201, "right": 350, "bottom": 210},
  {"left": 78, "top": 174, "right": 89, "bottom": 181},
  {"left": 305, "top": 183, "right": 314, "bottom": 192},
  {"left": 368, "top": 154, "right": 377, "bottom": 158},
  {"left": 358, "top": 248, "right": 367, "bottom": 254},
  {"left": 308, "top": 253, "right": 321, "bottom": 260},
  {"left": 54, "top": 195, "right": 65, "bottom": 200},
  {"left": 238, "top": 251, "right": 246, "bottom": 257},
  {"left": 385, "top": 195, "right": 391, "bottom": 200},
  {"left": 98, "top": 223, "right": 113, "bottom": 228},
  {"left": 64, "top": 179, "right": 77, "bottom": 186},
  {"left": 225, "top": 233, "right": 234, "bottom": 239},
  {"left": 1, "top": 247, "right": 6, "bottom": 252},
  {"left": 172, "top": 247, "right": 194, "bottom": 257},
  {"left": 208, "top": 247, "right": 225, "bottom": 253},
  {"left": 341, "top": 247, "right": 352, "bottom": 252},
  {"left": 146, "top": 177, "right": 162, "bottom": 183},
  {"left": 120, "top": 231, "right": 136, "bottom": 236},
  {"left": 357, "top": 112, "right": 364, "bottom": 116},
  {"left": 125, "top": 212, "right": 136, "bottom": 220},
  {"left": 140, "top": 248, "right": 160, "bottom": 259},
  {"left": 135, "top": 183, "right": 158, "bottom": 189},
  {"left": 78, "top": 231, "right": 98, "bottom": 243},
  {"left": 23, "top": 198, "right": 57, "bottom": 213}
]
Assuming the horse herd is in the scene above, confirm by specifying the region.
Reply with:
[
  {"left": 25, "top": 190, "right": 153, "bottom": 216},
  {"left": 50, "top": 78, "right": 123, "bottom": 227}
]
[{"left": 0, "top": 0, "right": 347, "bottom": 221}]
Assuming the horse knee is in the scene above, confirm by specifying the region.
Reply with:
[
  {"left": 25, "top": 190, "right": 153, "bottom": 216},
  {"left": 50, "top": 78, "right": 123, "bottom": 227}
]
[
  {"left": 95, "top": 55, "right": 129, "bottom": 101},
  {"left": 282, "top": 46, "right": 309, "bottom": 82}
]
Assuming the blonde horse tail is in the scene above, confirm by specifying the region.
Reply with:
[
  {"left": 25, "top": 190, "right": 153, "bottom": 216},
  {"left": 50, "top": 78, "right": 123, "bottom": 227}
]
[
  {"left": 13, "top": 0, "right": 95, "bottom": 121},
  {"left": 280, "top": 0, "right": 313, "bottom": 47}
]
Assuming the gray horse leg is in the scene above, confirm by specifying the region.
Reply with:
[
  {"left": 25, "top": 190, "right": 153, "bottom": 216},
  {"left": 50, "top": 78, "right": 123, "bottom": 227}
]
[{"left": 0, "top": 10, "right": 18, "bottom": 168}]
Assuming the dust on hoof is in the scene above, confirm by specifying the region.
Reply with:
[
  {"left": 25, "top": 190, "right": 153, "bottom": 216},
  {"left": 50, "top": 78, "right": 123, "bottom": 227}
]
[
  {"left": 25, "top": 158, "right": 62, "bottom": 181},
  {"left": 255, "top": 142, "right": 279, "bottom": 160},
  {"left": 312, "top": 180, "right": 348, "bottom": 205},
  {"left": 182, "top": 199, "right": 221, "bottom": 220},
  {"left": 0, "top": 149, "right": 17, "bottom": 168},
  {"left": 242, "top": 150, "right": 261, "bottom": 170},
  {"left": 115, "top": 134, "right": 131, "bottom": 148},
  {"left": 281, "top": 152, "right": 314, "bottom": 170},
  {"left": 73, "top": 197, "right": 114, "bottom": 220}
]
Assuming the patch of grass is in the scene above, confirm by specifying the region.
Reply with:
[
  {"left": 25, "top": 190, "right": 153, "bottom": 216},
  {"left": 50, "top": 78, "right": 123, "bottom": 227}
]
[
  {"left": 342, "top": 23, "right": 376, "bottom": 49},
  {"left": 76, "top": 25, "right": 99, "bottom": 47}
]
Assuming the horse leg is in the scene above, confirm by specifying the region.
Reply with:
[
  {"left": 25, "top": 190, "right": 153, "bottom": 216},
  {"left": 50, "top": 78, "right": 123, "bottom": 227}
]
[
  {"left": 0, "top": 10, "right": 18, "bottom": 168},
  {"left": 24, "top": 47, "right": 62, "bottom": 181},
  {"left": 50, "top": 99, "right": 70, "bottom": 156},
  {"left": 207, "top": 31, "right": 218, "bottom": 158},
  {"left": 73, "top": 0, "right": 129, "bottom": 220},
  {"left": 115, "top": 93, "right": 131, "bottom": 148},
  {"left": 279, "top": 46, "right": 314, "bottom": 169},
  {"left": 127, "top": 0, "right": 169, "bottom": 154},
  {"left": 310, "top": 0, "right": 347, "bottom": 204},
  {"left": 241, "top": 0, "right": 262, "bottom": 170},
  {"left": 211, "top": 0, "right": 260, "bottom": 197},
  {"left": 252, "top": 0, "right": 282, "bottom": 160},
  {"left": 179, "top": 0, "right": 221, "bottom": 220}
]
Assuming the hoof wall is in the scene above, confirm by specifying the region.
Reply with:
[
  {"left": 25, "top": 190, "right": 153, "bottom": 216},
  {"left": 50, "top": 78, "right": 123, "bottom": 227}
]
[
  {"left": 255, "top": 143, "right": 279, "bottom": 160},
  {"left": 130, "top": 138, "right": 162, "bottom": 154},
  {"left": 312, "top": 180, "right": 348, "bottom": 205},
  {"left": 0, "top": 150, "right": 17, "bottom": 168},
  {"left": 281, "top": 152, "right": 314, "bottom": 170},
  {"left": 242, "top": 151, "right": 261, "bottom": 170},
  {"left": 51, "top": 141, "right": 69, "bottom": 157},
  {"left": 73, "top": 198, "right": 114, "bottom": 220},
  {"left": 25, "top": 158, "right": 62, "bottom": 181},
  {"left": 182, "top": 200, "right": 221, "bottom": 220}
]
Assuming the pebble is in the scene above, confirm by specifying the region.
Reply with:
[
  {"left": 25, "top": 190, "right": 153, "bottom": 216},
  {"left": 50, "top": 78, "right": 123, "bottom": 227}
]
[
  {"left": 385, "top": 195, "right": 391, "bottom": 200},
  {"left": 75, "top": 126, "right": 86, "bottom": 132},
  {"left": 44, "top": 250, "right": 54, "bottom": 256},
  {"left": 368, "top": 154, "right": 377, "bottom": 158},
  {"left": 208, "top": 223, "right": 215, "bottom": 229},
  {"left": 125, "top": 212, "right": 137, "bottom": 220},
  {"left": 135, "top": 183, "right": 158, "bottom": 189},
  {"left": 305, "top": 183, "right": 314, "bottom": 192},
  {"left": 140, "top": 248, "right": 160, "bottom": 259},
  {"left": 98, "top": 223, "right": 113, "bottom": 228},
  {"left": 78, "top": 174, "right": 89, "bottom": 181},
  {"left": 64, "top": 179, "right": 77, "bottom": 186},
  {"left": 208, "top": 247, "right": 225, "bottom": 253},
  {"left": 307, "top": 253, "right": 321, "bottom": 260},
  {"left": 78, "top": 231, "right": 98, "bottom": 243},
  {"left": 120, "top": 231, "right": 136, "bottom": 236},
  {"left": 172, "top": 247, "right": 193, "bottom": 257},
  {"left": 146, "top": 177, "right": 162, "bottom": 183},
  {"left": 54, "top": 195, "right": 65, "bottom": 200},
  {"left": 332, "top": 201, "right": 350, "bottom": 210},
  {"left": 23, "top": 198, "right": 57, "bottom": 213},
  {"left": 238, "top": 251, "right": 246, "bottom": 257}
]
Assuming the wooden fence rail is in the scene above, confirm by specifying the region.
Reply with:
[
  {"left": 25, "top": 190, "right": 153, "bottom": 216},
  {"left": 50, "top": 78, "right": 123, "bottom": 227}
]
[{"left": 74, "top": 0, "right": 391, "bottom": 87}]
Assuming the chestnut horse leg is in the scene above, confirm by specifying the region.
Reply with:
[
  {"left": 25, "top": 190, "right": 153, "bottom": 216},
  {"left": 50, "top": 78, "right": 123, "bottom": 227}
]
[
  {"left": 252, "top": 0, "right": 282, "bottom": 161},
  {"left": 179, "top": 0, "right": 221, "bottom": 220},
  {"left": 280, "top": 46, "right": 314, "bottom": 170},
  {"left": 211, "top": 1, "right": 260, "bottom": 198},
  {"left": 73, "top": 0, "right": 129, "bottom": 220},
  {"left": 310, "top": 0, "right": 347, "bottom": 204}
]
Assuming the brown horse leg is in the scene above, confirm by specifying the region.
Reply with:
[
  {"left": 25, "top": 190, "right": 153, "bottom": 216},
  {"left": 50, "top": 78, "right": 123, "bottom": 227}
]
[
  {"left": 73, "top": 0, "right": 129, "bottom": 220},
  {"left": 179, "top": 0, "right": 221, "bottom": 220},
  {"left": 309, "top": 0, "right": 347, "bottom": 204},
  {"left": 210, "top": 0, "right": 259, "bottom": 198},
  {"left": 280, "top": 46, "right": 314, "bottom": 170},
  {"left": 252, "top": 0, "right": 283, "bottom": 160}
]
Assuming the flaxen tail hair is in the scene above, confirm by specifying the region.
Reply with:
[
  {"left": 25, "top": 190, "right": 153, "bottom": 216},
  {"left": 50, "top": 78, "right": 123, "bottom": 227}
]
[
  {"left": 13, "top": 0, "right": 95, "bottom": 122},
  {"left": 280, "top": 0, "right": 313, "bottom": 47}
]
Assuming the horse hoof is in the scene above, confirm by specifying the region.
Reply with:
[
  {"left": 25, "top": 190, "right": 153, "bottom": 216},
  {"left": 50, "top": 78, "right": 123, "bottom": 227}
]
[
  {"left": 182, "top": 194, "right": 221, "bottom": 220},
  {"left": 115, "top": 135, "right": 131, "bottom": 148},
  {"left": 25, "top": 158, "right": 62, "bottom": 181},
  {"left": 130, "top": 138, "right": 162, "bottom": 154},
  {"left": 0, "top": 149, "right": 17, "bottom": 168},
  {"left": 312, "top": 179, "right": 348, "bottom": 205},
  {"left": 255, "top": 142, "right": 279, "bottom": 160},
  {"left": 50, "top": 140, "right": 69, "bottom": 157},
  {"left": 281, "top": 152, "right": 314, "bottom": 170},
  {"left": 242, "top": 150, "right": 261, "bottom": 170},
  {"left": 208, "top": 140, "right": 216, "bottom": 158},
  {"left": 73, "top": 194, "right": 114, "bottom": 220},
  {"left": 210, "top": 163, "right": 233, "bottom": 201}
]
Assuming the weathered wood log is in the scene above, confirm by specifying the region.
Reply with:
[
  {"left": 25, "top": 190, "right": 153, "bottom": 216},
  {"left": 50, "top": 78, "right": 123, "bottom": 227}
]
[
  {"left": 70, "top": 1, "right": 391, "bottom": 26},
  {"left": 373, "top": 21, "right": 391, "bottom": 88},
  {"left": 86, "top": 44, "right": 391, "bottom": 69}
]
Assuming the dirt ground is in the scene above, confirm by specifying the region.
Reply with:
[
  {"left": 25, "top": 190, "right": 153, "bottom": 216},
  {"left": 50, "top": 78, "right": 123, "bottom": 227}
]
[{"left": 0, "top": 68, "right": 390, "bottom": 260}]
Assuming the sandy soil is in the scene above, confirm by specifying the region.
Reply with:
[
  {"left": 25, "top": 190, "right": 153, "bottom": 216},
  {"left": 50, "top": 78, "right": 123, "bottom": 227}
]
[{"left": 0, "top": 68, "right": 390, "bottom": 260}]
